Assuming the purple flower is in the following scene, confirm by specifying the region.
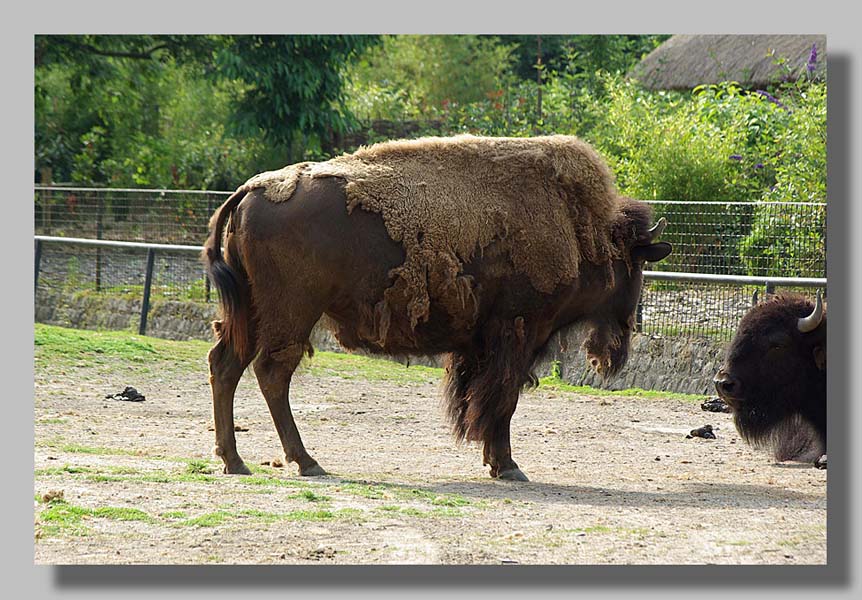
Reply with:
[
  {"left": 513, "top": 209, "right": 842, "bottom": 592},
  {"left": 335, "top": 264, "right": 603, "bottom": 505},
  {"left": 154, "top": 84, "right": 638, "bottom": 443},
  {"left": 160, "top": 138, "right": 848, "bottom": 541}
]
[
  {"left": 754, "top": 163, "right": 764, "bottom": 169},
  {"left": 729, "top": 154, "right": 743, "bottom": 161},
  {"left": 755, "top": 89, "right": 787, "bottom": 110},
  {"left": 807, "top": 43, "right": 818, "bottom": 75}
]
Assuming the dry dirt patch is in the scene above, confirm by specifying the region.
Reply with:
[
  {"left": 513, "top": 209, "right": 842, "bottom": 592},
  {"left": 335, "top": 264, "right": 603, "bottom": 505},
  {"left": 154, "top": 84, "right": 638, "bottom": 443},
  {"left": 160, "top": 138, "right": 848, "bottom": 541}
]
[{"left": 34, "top": 327, "right": 826, "bottom": 565}]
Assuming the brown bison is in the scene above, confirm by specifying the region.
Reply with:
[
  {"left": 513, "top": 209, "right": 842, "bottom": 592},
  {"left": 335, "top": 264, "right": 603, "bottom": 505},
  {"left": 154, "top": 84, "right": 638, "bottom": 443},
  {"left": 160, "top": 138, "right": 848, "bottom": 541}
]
[
  {"left": 203, "top": 135, "right": 672, "bottom": 481},
  {"left": 714, "top": 291, "right": 826, "bottom": 467}
]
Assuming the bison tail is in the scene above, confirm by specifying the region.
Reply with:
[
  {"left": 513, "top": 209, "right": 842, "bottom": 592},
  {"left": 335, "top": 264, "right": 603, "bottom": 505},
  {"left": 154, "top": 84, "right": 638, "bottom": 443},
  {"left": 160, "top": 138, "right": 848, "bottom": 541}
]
[{"left": 202, "top": 187, "right": 255, "bottom": 363}]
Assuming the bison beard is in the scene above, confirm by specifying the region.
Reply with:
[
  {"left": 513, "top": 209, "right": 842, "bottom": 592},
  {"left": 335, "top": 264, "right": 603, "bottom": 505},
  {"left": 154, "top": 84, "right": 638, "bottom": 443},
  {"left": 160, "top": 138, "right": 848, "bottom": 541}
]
[
  {"left": 203, "top": 134, "right": 671, "bottom": 481},
  {"left": 715, "top": 292, "right": 826, "bottom": 467}
]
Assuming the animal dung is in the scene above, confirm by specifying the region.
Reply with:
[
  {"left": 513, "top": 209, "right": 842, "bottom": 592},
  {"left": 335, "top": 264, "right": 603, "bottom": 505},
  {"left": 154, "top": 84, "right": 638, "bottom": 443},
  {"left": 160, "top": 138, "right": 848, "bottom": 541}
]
[
  {"left": 40, "top": 489, "right": 64, "bottom": 503},
  {"left": 686, "top": 424, "right": 716, "bottom": 439},
  {"left": 104, "top": 386, "right": 145, "bottom": 402},
  {"left": 701, "top": 396, "right": 732, "bottom": 413}
]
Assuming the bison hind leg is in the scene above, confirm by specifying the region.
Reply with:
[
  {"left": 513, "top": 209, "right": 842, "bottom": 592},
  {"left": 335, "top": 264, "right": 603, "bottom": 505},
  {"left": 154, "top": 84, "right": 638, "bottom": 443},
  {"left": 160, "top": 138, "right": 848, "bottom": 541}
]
[
  {"left": 208, "top": 334, "right": 255, "bottom": 475},
  {"left": 442, "top": 352, "right": 475, "bottom": 443}
]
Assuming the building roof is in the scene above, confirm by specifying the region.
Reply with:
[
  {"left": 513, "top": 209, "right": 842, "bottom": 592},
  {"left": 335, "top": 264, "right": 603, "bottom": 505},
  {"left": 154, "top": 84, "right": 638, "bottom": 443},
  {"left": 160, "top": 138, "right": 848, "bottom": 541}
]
[{"left": 628, "top": 34, "right": 826, "bottom": 90}]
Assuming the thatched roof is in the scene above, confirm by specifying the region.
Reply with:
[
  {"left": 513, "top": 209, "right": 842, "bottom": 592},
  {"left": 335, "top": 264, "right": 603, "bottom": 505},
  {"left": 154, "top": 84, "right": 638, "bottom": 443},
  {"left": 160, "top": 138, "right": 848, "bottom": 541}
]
[{"left": 629, "top": 35, "right": 826, "bottom": 90}]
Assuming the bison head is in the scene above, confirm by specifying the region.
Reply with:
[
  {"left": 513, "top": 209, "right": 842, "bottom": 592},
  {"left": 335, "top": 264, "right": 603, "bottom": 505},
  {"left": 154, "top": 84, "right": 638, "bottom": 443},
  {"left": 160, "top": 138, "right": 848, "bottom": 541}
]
[
  {"left": 714, "top": 291, "right": 827, "bottom": 462},
  {"left": 581, "top": 204, "right": 672, "bottom": 378}
]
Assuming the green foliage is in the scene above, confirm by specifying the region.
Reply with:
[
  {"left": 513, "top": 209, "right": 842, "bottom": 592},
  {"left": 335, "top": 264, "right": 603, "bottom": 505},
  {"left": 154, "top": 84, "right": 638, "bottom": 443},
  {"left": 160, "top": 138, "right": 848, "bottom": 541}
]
[
  {"left": 35, "top": 35, "right": 825, "bottom": 278},
  {"left": 343, "top": 35, "right": 516, "bottom": 121},
  {"left": 35, "top": 35, "right": 375, "bottom": 187},
  {"left": 503, "top": 35, "right": 669, "bottom": 83},
  {"left": 217, "top": 35, "right": 379, "bottom": 160}
]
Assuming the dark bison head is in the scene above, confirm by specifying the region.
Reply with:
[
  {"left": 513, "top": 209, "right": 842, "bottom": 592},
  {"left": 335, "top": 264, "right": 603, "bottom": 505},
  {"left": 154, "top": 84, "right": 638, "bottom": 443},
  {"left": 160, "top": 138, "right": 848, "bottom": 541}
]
[
  {"left": 714, "top": 291, "right": 826, "bottom": 463},
  {"left": 581, "top": 202, "right": 672, "bottom": 378}
]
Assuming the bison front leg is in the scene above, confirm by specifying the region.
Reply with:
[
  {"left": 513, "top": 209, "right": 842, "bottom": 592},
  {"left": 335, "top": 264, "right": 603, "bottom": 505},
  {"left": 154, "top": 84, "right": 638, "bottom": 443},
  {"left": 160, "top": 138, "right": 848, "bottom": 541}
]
[
  {"left": 208, "top": 337, "right": 253, "bottom": 475},
  {"left": 481, "top": 389, "right": 529, "bottom": 482},
  {"left": 253, "top": 347, "right": 326, "bottom": 477}
]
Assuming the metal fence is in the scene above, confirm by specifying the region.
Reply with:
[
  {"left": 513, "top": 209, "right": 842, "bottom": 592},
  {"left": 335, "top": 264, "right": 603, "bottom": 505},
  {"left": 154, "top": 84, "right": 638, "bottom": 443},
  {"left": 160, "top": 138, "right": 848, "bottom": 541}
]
[
  {"left": 35, "top": 187, "right": 827, "bottom": 278},
  {"left": 34, "top": 186, "right": 231, "bottom": 244},
  {"left": 33, "top": 187, "right": 827, "bottom": 340}
]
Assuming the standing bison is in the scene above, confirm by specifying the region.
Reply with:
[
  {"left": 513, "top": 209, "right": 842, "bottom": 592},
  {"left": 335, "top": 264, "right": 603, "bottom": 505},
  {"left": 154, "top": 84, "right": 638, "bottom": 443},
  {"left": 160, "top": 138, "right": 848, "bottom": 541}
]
[
  {"left": 714, "top": 291, "right": 827, "bottom": 467},
  {"left": 203, "top": 135, "right": 671, "bottom": 481}
]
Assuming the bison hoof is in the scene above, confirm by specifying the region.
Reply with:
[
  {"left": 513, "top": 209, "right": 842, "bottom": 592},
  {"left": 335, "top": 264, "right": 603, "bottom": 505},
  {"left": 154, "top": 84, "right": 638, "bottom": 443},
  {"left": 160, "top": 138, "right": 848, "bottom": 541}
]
[
  {"left": 300, "top": 462, "right": 327, "bottom": 477},
  {"left": 496, "top": 467, "right": 529, "bottom": 482},
  {"left": 814, "top": 454, "right": 827, "bottom": 470},
  {"left": 223, "top": 461, "right": 252, "bottom": 475}
]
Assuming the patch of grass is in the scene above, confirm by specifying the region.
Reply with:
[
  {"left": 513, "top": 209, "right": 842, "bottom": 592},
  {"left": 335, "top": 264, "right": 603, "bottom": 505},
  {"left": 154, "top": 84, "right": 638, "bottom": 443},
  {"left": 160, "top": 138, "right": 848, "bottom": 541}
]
[
  {"left": 178, "top": 511, "right": 233, "bottom": 528},
  {"left": 335, "top": 482, "right": 390, "bottom": 500},
  {"left": 289, "top": 490, "right": 331, "bottom": 503},
  {"left": 176, "top": 507, "right": 357, "bottom": 528},
  {"left": 377, "top": 505, "right": 464, "bottom": 518},
  {"left": 37, "top": 418, "right": 68, "bottom": 425},
  {"left": 37, "top": 441, "right": 149, "bottom": 457},
  {"left": 34, "top": 460, "right": 322, "bottom": 490},
  {"left": 37, "top": 501, "right": 153, "bottom": 538},
  {"left": 566, "top": 525, "right": 652, "bottom": 537},
  {"left": 185, "top": 460, "right": 215, "bottom": 475},
  {"left": 159, "top": 511, "right": 188, "bottom": 520},
  {"left": 34, "top": 323, "right": 210, "bottom": 371},
  {"left": 300, "top": 351, "right": 442, "bottom": 386},
  {"left": 538, "top": 367, "right": 705, "bottom": 403}
]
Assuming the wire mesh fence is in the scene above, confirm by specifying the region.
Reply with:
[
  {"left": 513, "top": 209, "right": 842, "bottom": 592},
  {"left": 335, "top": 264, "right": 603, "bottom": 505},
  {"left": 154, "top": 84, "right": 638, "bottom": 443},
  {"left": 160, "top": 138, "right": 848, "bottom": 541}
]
[
  {"left": 33, "top": 187, "right": 827, "bottom": 340},
  {"left": 645, "top": 200, "right": 826, "bottom": 278},
  {"left": 638, "top": 280, "right": 824, "bottom": 342},
  {"left": 34, "top": 187, "right": 230, "bottom": 244},
  {"left": 36, "top": 241, "right": 214, "bottom": 306}
]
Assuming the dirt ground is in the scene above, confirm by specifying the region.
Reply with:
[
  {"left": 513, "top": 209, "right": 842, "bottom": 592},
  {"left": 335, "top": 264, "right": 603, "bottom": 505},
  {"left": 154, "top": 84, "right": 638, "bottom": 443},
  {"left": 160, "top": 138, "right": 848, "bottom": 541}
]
[{"left": 33, "top": 351, "right": 827, "bottom": 565}]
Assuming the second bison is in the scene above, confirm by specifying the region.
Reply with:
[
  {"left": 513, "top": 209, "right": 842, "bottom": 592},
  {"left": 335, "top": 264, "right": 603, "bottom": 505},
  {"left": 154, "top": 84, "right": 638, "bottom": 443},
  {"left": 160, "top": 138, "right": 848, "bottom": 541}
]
[
  {"left": 203, "top": 134, "right": 672, "bottom": 481},
  {"left": 714, "top": 291, "right": 827, "bottom": 467}
]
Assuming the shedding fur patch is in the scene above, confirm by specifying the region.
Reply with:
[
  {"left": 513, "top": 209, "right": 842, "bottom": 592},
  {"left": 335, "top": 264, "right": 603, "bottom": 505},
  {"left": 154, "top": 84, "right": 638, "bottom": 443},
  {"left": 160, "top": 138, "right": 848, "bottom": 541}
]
[{"left": 239, "top": 135, "right": 623, "bottom": 335}]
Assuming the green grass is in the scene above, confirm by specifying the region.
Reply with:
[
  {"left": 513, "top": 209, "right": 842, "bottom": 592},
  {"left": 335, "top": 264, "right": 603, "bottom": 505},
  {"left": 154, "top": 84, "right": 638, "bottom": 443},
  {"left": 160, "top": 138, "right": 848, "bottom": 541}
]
[
  {"left": 36, "top": 441, "right": 148, "bottom": 457},
  {"left": 185, "top": 460, "right": 215, "bottom": 475},
  {"left": 176, "top": 508, "right": 353, "bottom": 528},
  {"left": 37, "top": 499, "right": 154, "bottom": 537},
  {"left": 289, "top": 490, "right": 331, "bottom": 503},
  {"left": 34, "top": 323, "right": 211, "bottom": 371},
  {"left": 537, "top": 363, "right": 705, "bottom": 403},
  {"left": 299, "top": 350, "right": 441, "bottom": 385},
  {"left": 35, "top": 324, "right": 699, "bottom": 399},
  {"left": 377, "top": 505, "right": 464, "bottom": 518}
]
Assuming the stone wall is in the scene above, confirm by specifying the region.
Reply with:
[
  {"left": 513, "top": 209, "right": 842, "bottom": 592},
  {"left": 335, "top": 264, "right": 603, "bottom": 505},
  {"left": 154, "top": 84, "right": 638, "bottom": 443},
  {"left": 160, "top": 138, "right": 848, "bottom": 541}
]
[
  {"left": 532, "top": 324, "right": 727, "bottom": 396},
  {"left": 35, "top": 291, "right": 726, "bottom": 395}
]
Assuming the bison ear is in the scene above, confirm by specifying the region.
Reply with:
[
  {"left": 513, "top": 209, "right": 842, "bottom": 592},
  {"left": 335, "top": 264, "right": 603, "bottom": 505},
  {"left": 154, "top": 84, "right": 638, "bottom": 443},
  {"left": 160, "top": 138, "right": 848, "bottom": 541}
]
[{"left": 632, "top": 242, "right": 672, "bottom": 263}]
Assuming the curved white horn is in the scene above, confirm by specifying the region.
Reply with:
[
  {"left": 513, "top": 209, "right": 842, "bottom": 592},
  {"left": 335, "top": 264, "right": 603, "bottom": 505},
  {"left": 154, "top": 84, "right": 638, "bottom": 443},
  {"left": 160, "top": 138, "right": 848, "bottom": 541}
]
[
  {"left": 648, "top": 217, "right": 667, "bottom": 240},
  {"left": 797, "top": 290, "right": 824, "bottom": 333}
]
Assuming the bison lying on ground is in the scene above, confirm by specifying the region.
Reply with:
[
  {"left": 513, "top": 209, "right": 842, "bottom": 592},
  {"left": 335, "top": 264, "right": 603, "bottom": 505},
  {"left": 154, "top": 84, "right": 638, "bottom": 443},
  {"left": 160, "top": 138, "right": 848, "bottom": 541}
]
[
  {"left": 714, "top": 291, "right": 826, "bottom": 467},
  {"left": 203, "top": 135, "right": 671, "bottom": 481}
]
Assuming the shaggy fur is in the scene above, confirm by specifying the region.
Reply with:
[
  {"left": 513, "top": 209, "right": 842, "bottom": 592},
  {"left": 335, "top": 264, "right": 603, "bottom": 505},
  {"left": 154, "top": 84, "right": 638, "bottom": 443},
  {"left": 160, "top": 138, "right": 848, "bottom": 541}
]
[
  {"left": 202, "top": 135, "right": 672, "bottom": 481},
  {"left": 717, "top": 292, "right": 827, "bottom": 464},
  {"left": 240, "top": 134, "right": 622, "bottom": 334}
]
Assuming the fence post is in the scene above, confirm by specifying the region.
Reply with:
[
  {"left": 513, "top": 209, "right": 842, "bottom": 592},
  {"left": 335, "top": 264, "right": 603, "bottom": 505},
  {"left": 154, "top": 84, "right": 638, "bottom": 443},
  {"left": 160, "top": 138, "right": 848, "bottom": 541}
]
[
  {"left": 95, "top": 195, "right": 103, "bottom": 292},
  {"left": 765, "top": 281, "right": 775, "bottom": 297},
  {"left": 635, "top": 296, "right": 644, "bottom": 333},
  {"left": 139, "top": 248, "right": 156, "bottom": 335},
  {"left": 34, "top": 239, "right": 43, "bottom": 293}
]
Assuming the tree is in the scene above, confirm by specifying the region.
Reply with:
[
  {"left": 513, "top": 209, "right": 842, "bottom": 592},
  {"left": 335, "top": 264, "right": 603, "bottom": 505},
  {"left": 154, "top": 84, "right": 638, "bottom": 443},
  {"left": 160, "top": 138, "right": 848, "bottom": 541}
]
[
  {"left": 34, "top": 35, "right": 379, "bottom": 186},
  {"left": 215, "top": 35, "right": 380, "bottom": 160}
]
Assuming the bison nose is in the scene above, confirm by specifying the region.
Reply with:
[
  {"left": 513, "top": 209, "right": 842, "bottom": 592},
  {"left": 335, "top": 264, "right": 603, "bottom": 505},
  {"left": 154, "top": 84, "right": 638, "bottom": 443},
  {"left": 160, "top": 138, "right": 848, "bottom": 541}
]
[{"left": 713, "top": 370, "right": 740, "bottom": 399}]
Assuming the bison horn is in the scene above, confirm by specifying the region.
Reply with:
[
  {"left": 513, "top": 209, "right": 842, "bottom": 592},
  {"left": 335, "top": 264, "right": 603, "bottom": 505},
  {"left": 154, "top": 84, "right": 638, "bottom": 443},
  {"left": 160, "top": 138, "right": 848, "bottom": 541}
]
[
  {"left": 797, "top": 290, "right": 824, "bottom": 333},
  {"left": 648, "top": 217, "right": 667, "bottom": 241}
]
